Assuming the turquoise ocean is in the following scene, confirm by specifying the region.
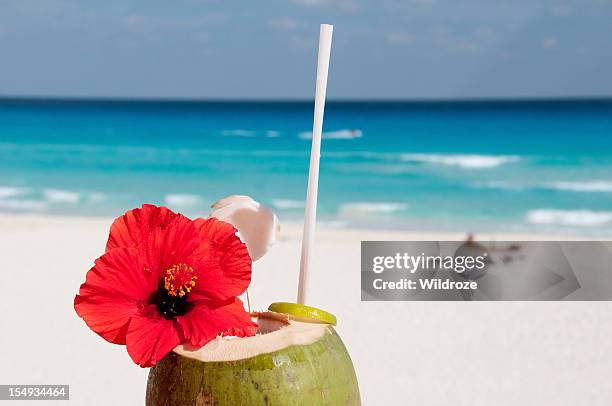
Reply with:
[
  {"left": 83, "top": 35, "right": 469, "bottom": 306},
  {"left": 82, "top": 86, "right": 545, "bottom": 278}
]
[{"left": 1, "top": 98, "right": 611, "bottom": 236}]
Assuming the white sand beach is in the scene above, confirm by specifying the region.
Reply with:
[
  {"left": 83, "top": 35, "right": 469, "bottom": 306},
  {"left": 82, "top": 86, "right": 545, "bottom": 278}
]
[{"left": 1, "top": 214, "right": 612, "bottom": 405}]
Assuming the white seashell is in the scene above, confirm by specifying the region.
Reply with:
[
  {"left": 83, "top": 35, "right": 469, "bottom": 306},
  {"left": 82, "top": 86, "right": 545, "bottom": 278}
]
[{"left": 210, "top": 195, "right": 280, "bottom": 261}]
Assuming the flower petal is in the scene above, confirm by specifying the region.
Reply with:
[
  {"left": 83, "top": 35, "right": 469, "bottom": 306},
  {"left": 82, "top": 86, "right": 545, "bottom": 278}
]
[
  {"left": 191, "top": 217, "right": 252, "bottom": 301},
  {"left": 74, "top": 247, "right": 152, "bottom": 344},
  {"left": 209, "top": 195, "right": 280, "bottom": 261},
  {"left": 125, "top": 305, "right": 181, "bottom": 367},
  {"left": 144, "top": 215, "right": 199, "bottom": 275},
  {"left": 106, "top": 204, "right": 180, "bottom": 252},
  {"left": 176, "top": 298, "right": 257, "bottom": 348}
]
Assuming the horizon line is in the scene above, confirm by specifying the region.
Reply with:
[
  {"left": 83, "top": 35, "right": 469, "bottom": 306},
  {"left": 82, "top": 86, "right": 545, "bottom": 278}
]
[{"left": 0, "top": 95, "right": 611, "bottom": 104}]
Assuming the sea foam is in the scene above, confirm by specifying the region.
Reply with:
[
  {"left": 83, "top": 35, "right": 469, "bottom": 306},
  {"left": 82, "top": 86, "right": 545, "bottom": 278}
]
[
  {"left": 526, "top": 209, "right": 612, "bottom": 227},
  {"left": 400, "top": 154, "right": 520, "bottom": 169},
  {"left": 299, "top": 129, "right": 363, "bottom": 140},
  {"left": 221, "top": 129, "right": 255, "bottom": 137},
  {"left": 472, "top": 181, "right": 526, "bottom": 191},
  {"left": 266, "top": 131, "right": 281, "bottom": 138},
  {"left": 475, "top": 180, "right": 612, "bottom": 193},
  {"left": 43, "top": 188, "right": 80, "bottom": 203},
  {"left": 0, "top": 186, "right": 29, "bottom": 199},
  {"left": 164, "top": 194, "right": 203, "bottom": 207},
  {"left": 339, "top": 202, "right": 408, "bottom": 215},
  {"left": 546, "top": 181, "right": 612, "bottom": 193},
  {"left": 271, "top": 199, "right": 305, "bottom": 209},
  {"left": 0, "top": 199, "right": 47, "bottom": 211}
]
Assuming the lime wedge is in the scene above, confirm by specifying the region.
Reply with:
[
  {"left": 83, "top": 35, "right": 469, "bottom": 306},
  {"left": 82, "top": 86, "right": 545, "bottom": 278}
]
[{"left": 268, "top": 302, "right": 337, "bottom": 325}]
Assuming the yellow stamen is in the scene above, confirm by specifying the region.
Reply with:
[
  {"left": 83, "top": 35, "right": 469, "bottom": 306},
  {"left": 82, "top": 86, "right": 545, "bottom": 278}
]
[{"left": 163, "top": 263, "right": 197, "bottom": 297}]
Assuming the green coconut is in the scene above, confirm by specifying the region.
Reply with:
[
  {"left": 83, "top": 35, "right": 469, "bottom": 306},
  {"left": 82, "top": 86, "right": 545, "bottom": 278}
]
[{"left": 146, "top": 311, "right": 360, "bottom": 405}]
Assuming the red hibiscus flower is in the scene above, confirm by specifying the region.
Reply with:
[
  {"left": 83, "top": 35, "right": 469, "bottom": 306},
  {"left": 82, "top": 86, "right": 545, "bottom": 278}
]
[{"left": 74, "top": 204, "right": 257, "bottom": 367}]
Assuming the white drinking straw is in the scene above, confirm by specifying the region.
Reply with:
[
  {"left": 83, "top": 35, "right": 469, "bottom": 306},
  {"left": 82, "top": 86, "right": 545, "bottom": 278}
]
[
  {"left": 245, "top": 289, "right": 252, "bottom": 313},
  {"left": 297, "top": 24, "right": 334, "bottom": 304}
]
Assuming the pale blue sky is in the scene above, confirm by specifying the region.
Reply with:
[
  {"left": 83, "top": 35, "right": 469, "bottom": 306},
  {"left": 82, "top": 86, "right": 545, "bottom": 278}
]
[{"left": 0, "top": 0, "right": 611, "bottom": 99}]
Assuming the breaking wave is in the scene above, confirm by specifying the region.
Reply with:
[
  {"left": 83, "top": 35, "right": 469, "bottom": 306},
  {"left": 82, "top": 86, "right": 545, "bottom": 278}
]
[
  {"left": 299, "top": 129, "right": 363, "bottom": 140},
  {"left": 400, "top": 154, "right": 520, "bottom": 169},
  {"left": 472, "top": 181, "right": 526, "bottom": 191},
  {"left": 339, "top": 202, "right": 408, "bottom": 215},
  {"left": 0, "top": 186, "right": 29, "bottom": 199},
  {"left": 43, "top": 188, "right": 80, "bottom": 203},
  {"left": 266, "top": 130, "right": 281, "bottom": 138},
  {"left": 546, "top": 181, "right": 612, "bottom": 193},
  {"left": 0, "top": 199, "right": 47, "bottom": 211},
  {"left": 221, "top": 129, "right": 256, "bottom": 137},
  {"left": 164, "top": 194, "right": 204, "bottom": 207},
  {"left": 474, "top": 180, "right": 612, "bottom": 193},
  {"left": 526, "top": 209, "right": 612, "bottom": 227},
  {"left": 271, "top": 199, "right": 305, "bottom": 210}
]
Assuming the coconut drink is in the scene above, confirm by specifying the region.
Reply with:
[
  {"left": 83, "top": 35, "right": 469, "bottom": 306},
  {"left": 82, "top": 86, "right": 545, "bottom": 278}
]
[
  {"left": 146, "top": 305, "right": 360, "bottom": 405},
  {"left": 73, "top": 193, "right": 361, "bottom": 404},
  {"left": 74, "top": 23, "right": 360, "bottom": 405}
]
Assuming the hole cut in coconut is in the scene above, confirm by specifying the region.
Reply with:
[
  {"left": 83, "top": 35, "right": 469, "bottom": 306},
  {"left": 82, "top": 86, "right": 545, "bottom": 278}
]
[{"left": 173, "top": 312, "right": 328, "bottom": 362}]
